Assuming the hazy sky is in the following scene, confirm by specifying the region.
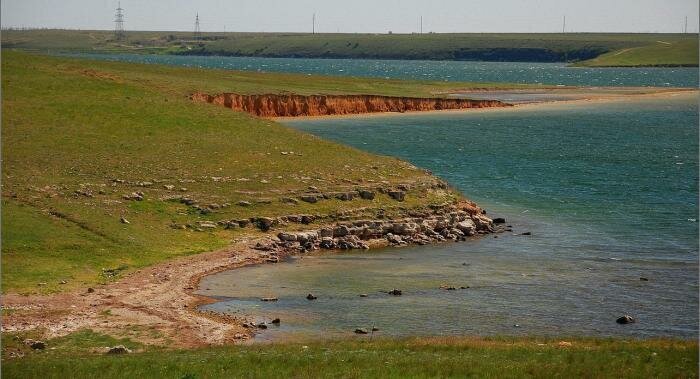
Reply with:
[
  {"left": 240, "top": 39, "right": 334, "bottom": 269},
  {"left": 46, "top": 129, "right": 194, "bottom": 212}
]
[{"left": 2, "top": 0, "right": 698, "bottom": 33}]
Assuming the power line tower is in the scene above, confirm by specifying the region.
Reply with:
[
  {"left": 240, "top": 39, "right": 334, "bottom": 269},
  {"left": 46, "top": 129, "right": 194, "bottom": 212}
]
[
  {"left": 562, "top": 15, "right": 566, "bottom": 33},
  {"left": 194, "top": 13, "right": 201, "bottom": 40},
  {"left": 114, "top": 1, "right": 125, "bottom": 40},
  {"left": 312, "top": 13, "right": 316, "bottom": 34}
]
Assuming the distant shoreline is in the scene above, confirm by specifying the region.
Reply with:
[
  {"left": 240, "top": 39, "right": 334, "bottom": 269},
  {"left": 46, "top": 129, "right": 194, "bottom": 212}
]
[{"left": 273, "top": 88, "right": 699, "bottom": 121}]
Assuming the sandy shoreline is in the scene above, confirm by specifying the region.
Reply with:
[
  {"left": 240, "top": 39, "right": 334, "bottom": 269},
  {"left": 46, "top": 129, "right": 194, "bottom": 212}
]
[
  {"left": 272, "top": 88, "right": 698, "bottom": 121},
  {"left": 2, "top": 237, "right": 280, "bottom": 348}
]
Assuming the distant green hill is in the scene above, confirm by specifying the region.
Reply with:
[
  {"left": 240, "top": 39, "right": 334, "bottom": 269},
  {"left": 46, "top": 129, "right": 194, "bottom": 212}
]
[{"left": 2, "top": 30, "right": 697, "bottom": 66}]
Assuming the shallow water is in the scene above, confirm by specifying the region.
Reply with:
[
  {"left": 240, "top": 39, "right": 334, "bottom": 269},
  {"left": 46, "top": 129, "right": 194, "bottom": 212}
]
[
  {"left": 200, "top": 94, "right": 699, "bottom": 341},
  {"left": 63, "top": 53, "right": 699, "bottom": 87}
]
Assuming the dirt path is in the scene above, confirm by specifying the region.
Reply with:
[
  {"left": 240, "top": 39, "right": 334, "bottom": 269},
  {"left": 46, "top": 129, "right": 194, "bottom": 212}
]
[{"left": 2, "top": 236, "right": 282, "bottom": 348}]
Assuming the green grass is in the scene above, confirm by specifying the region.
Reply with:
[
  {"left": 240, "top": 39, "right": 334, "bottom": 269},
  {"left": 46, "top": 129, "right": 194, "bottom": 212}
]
[
  {"left": 2, "top": 50, "right": 497, "bottom": 294},
  {"left": 575, "top": 39, "right": 700, "bottom": 67},
  {"left": 2, "top": 330, "right": 697, "bottom": 378},
  {"left": 3, "top": 30, "right": 698, "bottom": 66}
]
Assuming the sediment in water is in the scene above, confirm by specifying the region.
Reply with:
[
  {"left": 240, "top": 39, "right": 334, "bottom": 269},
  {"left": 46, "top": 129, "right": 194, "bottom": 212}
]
[{"left": 190, "top": 92, "right": 510, "bottom": 117}]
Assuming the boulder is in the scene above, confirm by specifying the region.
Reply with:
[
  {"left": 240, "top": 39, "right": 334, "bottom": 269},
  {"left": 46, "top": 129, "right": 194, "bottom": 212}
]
[
  {"left": 335, "top": 192, "right": 355, "bottom": 201},
  {"left": 301, "top": 215, "right": 315, "bottom": 224},
  {"left": 388, "top": 190, "right": 406, "bottom": 201},
  {"left": 493, "top": 217, "right": 506, "bottom": 224},
  {"left": 455, "top": 219, "right": 476, "bottom": 236},
  {"left": 277, "top": 232, "right": 297, "bottom": 242},
  {"left": 300, "top": 195, "right": 318, "bottom": 204},
  {"left": 237, "top": 201, "right": 251, "bottom": 207},
  {"left": 24, "top": 340, "right": 46, "bottom": 350},
  {"left": 387, "top": 289, "right": 402, "bottom": 296},
  {"left": 255, "top": 217, "right": 275, "bottom": 231},
  {"left": 306, "top": 293, "right": 317, "bottom": 300},
  {"left": 333, "top": 225, "right": 350, "bottom": 237},
  {"left": 354, "top": 328, "right": 368, "bottom": 334},
  {"left": 359, "top": 190, "right": 376, "bottom": 200},
  {"left": 271, "top": 318, "right": 281, "bottom": 324},
  {"left": 616, "top": 315, "right": 636, "bottom": 324},
  {"left": 106, "top": 345, "right": 131, "bottom": 354},
  {"left": 319, "top": 237, "right": 335, "bottom": 249},
  {"left": 319, "top": 228, "right": 334, "bottom": 238}
]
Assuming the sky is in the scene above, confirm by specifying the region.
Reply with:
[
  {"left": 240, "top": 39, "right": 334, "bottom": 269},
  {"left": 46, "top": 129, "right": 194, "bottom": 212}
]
[{"left": 2, "top": 0, "right": 698, "bottom": 33}]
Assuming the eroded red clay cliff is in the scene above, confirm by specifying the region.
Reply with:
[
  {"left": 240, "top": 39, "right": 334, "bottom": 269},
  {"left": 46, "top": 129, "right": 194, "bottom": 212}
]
[{"left": 191, "top": 92, "right": 510, "bottom": 117}]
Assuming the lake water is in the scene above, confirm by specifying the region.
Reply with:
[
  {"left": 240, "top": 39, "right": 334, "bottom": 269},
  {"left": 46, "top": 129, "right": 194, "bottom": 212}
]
[
  {"left": 99, "top": 52, "right": 698, "bottom": 340},
  {"left": 199, "top": 93, "right": 699, "bottom": 341},
  {"left": 64, "top": 53, "right": 699, "bottom": 87}
]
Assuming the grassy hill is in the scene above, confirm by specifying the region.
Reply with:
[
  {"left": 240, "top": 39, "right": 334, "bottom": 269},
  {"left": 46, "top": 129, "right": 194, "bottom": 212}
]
[
  {"left": 574, "top": 38, "right": 699, "bottom": 67},
  {"left": 2, "top": 30, "right": 697, "bottom": 66},
  {"left": 2, "top": 51, "right": 516, "bottom": 294}
]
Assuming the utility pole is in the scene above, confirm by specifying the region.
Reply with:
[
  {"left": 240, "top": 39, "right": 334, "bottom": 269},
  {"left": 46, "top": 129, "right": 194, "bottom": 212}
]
[
  {"left": 420, "top": 16, "right": 423, "bottom": 34},
  {"left": 562, "top": 15, "right": 566, "bottom": 33},
  {"left": 194, "top": 13, "right": 201, "bottom": 40},
  {"left": 312, "top": 13, "right": 316, "bottom": 34},
  {"left": 114, "top": 1, "right": 125, "bottom": 40},
  {"left": 684, "top": 16, "right": 688, "bottom": 33}
]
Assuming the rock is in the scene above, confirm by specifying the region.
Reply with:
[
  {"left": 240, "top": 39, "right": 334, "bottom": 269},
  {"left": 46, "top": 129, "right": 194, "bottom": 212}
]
[
  {"left": 257, "top": 322, "right": 268, "bottom": 329},
  {"left": 24, "top": 340, "right": 46, "bottom": 350},
  {"left": 371, "top": 327, "right": 380, "bottom": 332},
  {"left": 306, "top": 293, "right": 317, "bottom": 300},
  {"left": 237, "top": 219, "right": 250, "bottom": 228},
  {"left": 106, "top": 345, "right": 131, "bottom": 354},
  {"left": 359, "top": 190, "right": 375, "bottom": 200},
  {"left": 120, "top": 217, "right": 130, "bottom": 224},
  {"left": 558, "top": 341, "right": 572, "bottom": 347},
  {"left": 387, "top": 289, "right": 402, "bottom": 296},
  {"left": 333, "top": 225, "right": 350, "bottom": 237},
  {"left": 354, "top": 328, "right": 368, "bottom": 334},
  {"left": 359, "top": 294, "right": 368, "bottom": 297},
  {"left": 255, "top": 217, "right": 275, "bottom": 231},
  {"left": 519, "top": 232, "right": 532, "bottom": 236},
  {"left": 640, "top": 277, "right": 649, "bottom": 281},
  {"left": 300, "top": 195, "right": 318, "bottom": 203},
  {"left": 386, "top": 233, "right": 404, "bottom": 245},
  {"left": 163, "top": 184, "right": 175, "bottom": 190},
  {"left": 319, "top": 228, "right": 333, "bottom": 238},
  {"left": 260, "top": 297, "right": 278, "bottom": 302},
  {"left": 492, "top": 217, "right": 506, "bottom": 224},
  {"left": 197, "top": 221, "right": 217, "bottom": 229},
  {"left": 319, "top": 237, "right": 335, "bottom": 249},
  {"left": 388, "top": 190, "right": 406, "bottom": 201},
  {"left": 281, "top": 197, "right": 299, "bottom": 204},
  {"left": 335, "top": 192, "right": 355, "bottom": 201},
  {"left": 271, "top": 318, "right": 281, "bottom": 324},
  {"left": 87, "top": 287, "right": 95, "bottom": 293},
  {"left": 238, "top": 201, "right": 251, "bottom": 207},
  {"left": 300, "top": 215, "right": 315, "bottom": 224},
  {"left": 455, "top": 220, "right": 476, "bottom": 236},
  {"left": 122, "top": 192, "right": 144, "bottom": 201},
  {"left": 277, "top": 232, "right": 297, "bottom": 242},
  {"left": 234, "top": 333, "right": 246, "bottom": 339},
  {"left": 616, "top": 315, "right": 636, "bottom": 324}
]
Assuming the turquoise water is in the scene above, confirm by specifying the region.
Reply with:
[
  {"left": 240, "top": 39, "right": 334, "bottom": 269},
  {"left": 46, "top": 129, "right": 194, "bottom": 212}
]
[
  {"left": 63, "top": 53, "right": 699, "bottom": 87},
  {"left": 200, "top": 94, "right": 699, "bottom": 340}
]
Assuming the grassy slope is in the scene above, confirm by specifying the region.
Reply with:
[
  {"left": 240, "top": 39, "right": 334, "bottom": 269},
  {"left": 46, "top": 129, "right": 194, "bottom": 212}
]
[
  {"left": 4, "top": 50, "right": 511, "bottom": 294},
  {"left": 576, "top": 39, "right": 700, "bottom": 67},
  {"left": 3, "top": 331, "right": 697, "bottom": 378},
  {"left": 3, "top": 30, "right": 698, "bottom": 65}
]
